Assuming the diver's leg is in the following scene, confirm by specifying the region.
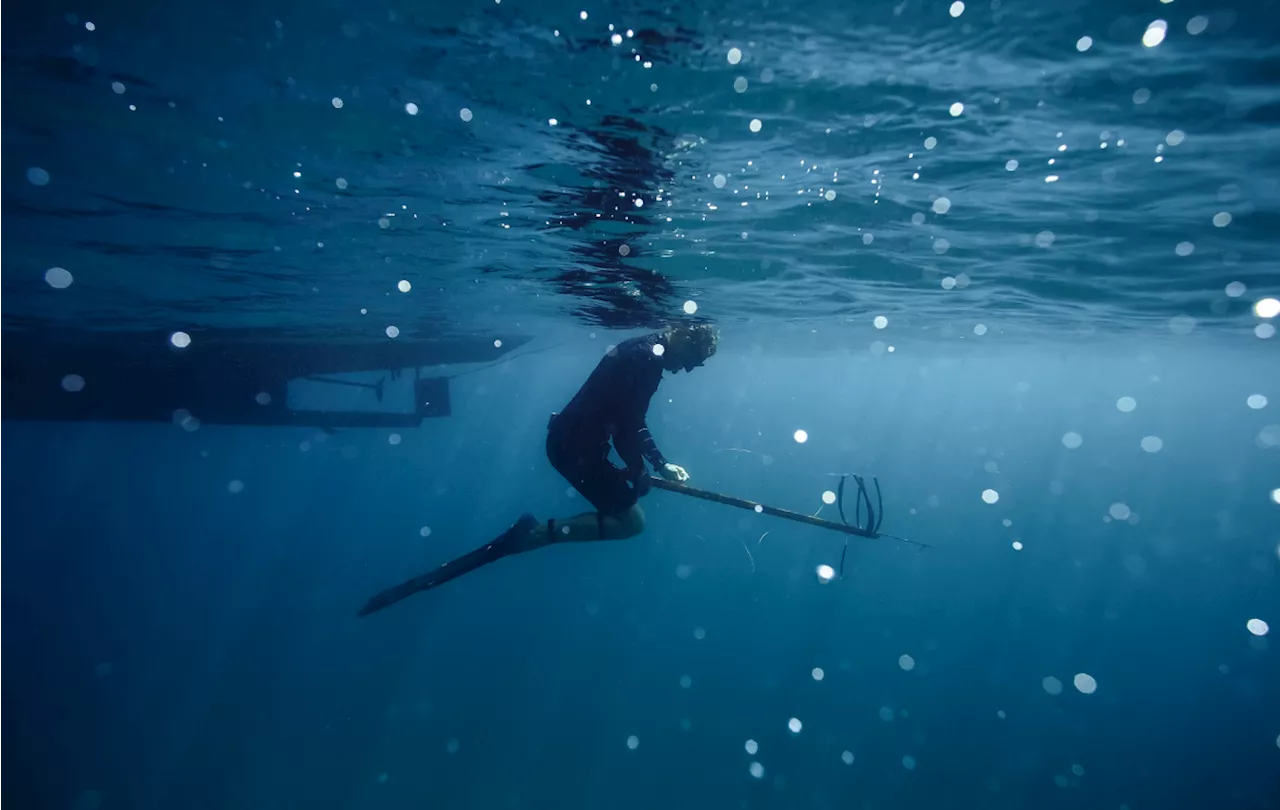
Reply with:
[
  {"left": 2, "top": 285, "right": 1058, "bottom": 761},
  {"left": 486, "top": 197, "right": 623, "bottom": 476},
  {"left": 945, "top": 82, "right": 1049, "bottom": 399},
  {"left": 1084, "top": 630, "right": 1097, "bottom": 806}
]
[
  {"left": 521, "top": 457, "right": 646, "bottom": 547},
  {"left": 538, "top": 503, "right": 645, "bottom": 543}
]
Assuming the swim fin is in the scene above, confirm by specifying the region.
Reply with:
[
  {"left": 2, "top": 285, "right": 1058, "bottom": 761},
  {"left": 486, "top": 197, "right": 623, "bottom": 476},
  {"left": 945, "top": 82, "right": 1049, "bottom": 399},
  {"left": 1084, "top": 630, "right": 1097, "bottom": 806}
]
[{"left": 357, "top": 513, "right": 538, "bottom": 617}]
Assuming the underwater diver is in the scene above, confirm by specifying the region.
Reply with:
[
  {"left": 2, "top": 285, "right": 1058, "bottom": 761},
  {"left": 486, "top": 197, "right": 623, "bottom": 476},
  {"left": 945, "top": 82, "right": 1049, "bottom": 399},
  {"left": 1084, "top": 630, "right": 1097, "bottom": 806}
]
[
  {"left": 358, "top": 323, "right": 720, "bottom": 616},
  {"left": 533, "top": 321, "right": 720, "bottom": 545}
]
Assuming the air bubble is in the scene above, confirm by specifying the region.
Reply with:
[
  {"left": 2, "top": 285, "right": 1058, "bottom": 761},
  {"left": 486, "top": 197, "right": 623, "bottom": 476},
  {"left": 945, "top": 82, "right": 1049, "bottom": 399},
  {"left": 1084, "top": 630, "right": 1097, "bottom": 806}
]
[
  {"left": 45, "top": 267, "right": 73, "bottom": 289},
  {"left": 1169, "top": 314, "right": 1197, "bottom": 334},
  {"left": 1073, "top": 673, "right": 1097, "bottom": 694},
  {"left": 1253, "top": 297, "right": 1280, "bottom": 319},
  {"left": 1142, "top": 19, "right": 1168, "bottom": 48}
]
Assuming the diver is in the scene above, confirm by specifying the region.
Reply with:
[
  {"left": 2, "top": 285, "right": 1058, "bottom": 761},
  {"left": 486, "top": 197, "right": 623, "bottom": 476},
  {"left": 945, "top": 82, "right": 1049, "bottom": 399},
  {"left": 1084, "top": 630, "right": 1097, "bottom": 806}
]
[
  {"left": 357, "top": 323, "right": 719, "bottom": 616},
  {"left": 520, "top": 321, "right": 719, "bottom": 549}
]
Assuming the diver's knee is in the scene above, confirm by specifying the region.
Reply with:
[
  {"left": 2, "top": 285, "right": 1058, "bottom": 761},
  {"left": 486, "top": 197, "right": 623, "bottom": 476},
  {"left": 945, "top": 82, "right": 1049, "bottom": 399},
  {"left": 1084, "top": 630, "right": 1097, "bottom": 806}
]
[
  {"left": 606, "top": 504, "right": 644, "bottom": 539},
  {"left": 624, "top": 501, "right": 645, "bottom": 534}
]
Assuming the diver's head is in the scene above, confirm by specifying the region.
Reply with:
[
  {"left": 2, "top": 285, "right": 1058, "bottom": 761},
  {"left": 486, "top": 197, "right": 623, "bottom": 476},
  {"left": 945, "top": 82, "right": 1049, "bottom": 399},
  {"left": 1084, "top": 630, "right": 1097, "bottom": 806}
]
[{"left": 660, "top": 323, "right": 719, "bottom": 372}]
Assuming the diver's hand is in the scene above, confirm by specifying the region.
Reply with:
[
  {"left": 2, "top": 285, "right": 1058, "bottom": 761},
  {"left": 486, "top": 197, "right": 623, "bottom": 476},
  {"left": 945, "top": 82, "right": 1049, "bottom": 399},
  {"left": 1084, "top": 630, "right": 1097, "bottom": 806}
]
[{"left": 660, "top": 463, "right": 690, "bottom": 483}]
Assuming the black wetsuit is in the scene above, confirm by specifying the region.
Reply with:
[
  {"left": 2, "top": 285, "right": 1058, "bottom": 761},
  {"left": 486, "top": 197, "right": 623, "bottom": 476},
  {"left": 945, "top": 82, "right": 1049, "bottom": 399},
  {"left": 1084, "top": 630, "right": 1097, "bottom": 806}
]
[{"left": 546, "top": 334, "right": 669, "bottom": 515}]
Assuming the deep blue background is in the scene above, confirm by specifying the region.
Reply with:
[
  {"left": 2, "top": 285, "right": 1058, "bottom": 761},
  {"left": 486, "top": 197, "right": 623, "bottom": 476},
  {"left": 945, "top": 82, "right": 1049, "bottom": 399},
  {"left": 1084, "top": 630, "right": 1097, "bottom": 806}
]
[{"left": 4, "top": 340, "right": 1277, "bottom": 809}]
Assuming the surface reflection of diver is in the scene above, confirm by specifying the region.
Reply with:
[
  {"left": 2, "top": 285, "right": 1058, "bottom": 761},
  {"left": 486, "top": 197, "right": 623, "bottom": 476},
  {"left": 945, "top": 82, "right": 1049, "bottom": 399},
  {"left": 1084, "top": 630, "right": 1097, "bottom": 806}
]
[{"left": 358, "top": 324, "right": 718, "bottom": 617}]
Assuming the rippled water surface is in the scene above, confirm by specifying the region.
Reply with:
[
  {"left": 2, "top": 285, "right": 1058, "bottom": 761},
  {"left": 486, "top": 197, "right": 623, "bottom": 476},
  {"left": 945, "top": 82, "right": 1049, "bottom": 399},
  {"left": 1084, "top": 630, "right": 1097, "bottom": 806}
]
[{"left": 5, "top": 0, "right": 1279, "bottom": 339}]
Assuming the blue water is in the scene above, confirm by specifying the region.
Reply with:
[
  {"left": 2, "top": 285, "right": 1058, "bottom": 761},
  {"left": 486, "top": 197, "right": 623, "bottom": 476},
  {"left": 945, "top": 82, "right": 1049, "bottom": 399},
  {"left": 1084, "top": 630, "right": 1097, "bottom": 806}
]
[{"left": 3, "top": 0, "right": 1279, "bottom": 808}]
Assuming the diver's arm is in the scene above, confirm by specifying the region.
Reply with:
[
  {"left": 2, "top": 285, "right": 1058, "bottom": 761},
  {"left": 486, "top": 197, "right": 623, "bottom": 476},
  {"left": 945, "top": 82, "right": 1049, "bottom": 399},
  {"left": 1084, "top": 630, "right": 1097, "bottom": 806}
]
[
  {"left": 610, "top": 338, "right": 666, "bottom": 475},
  {"left": 613, "top": 423, "right": 649, "bottom": 475},
  {"left": 638, "top": 422, "right": 668, "bottom": 469}
]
